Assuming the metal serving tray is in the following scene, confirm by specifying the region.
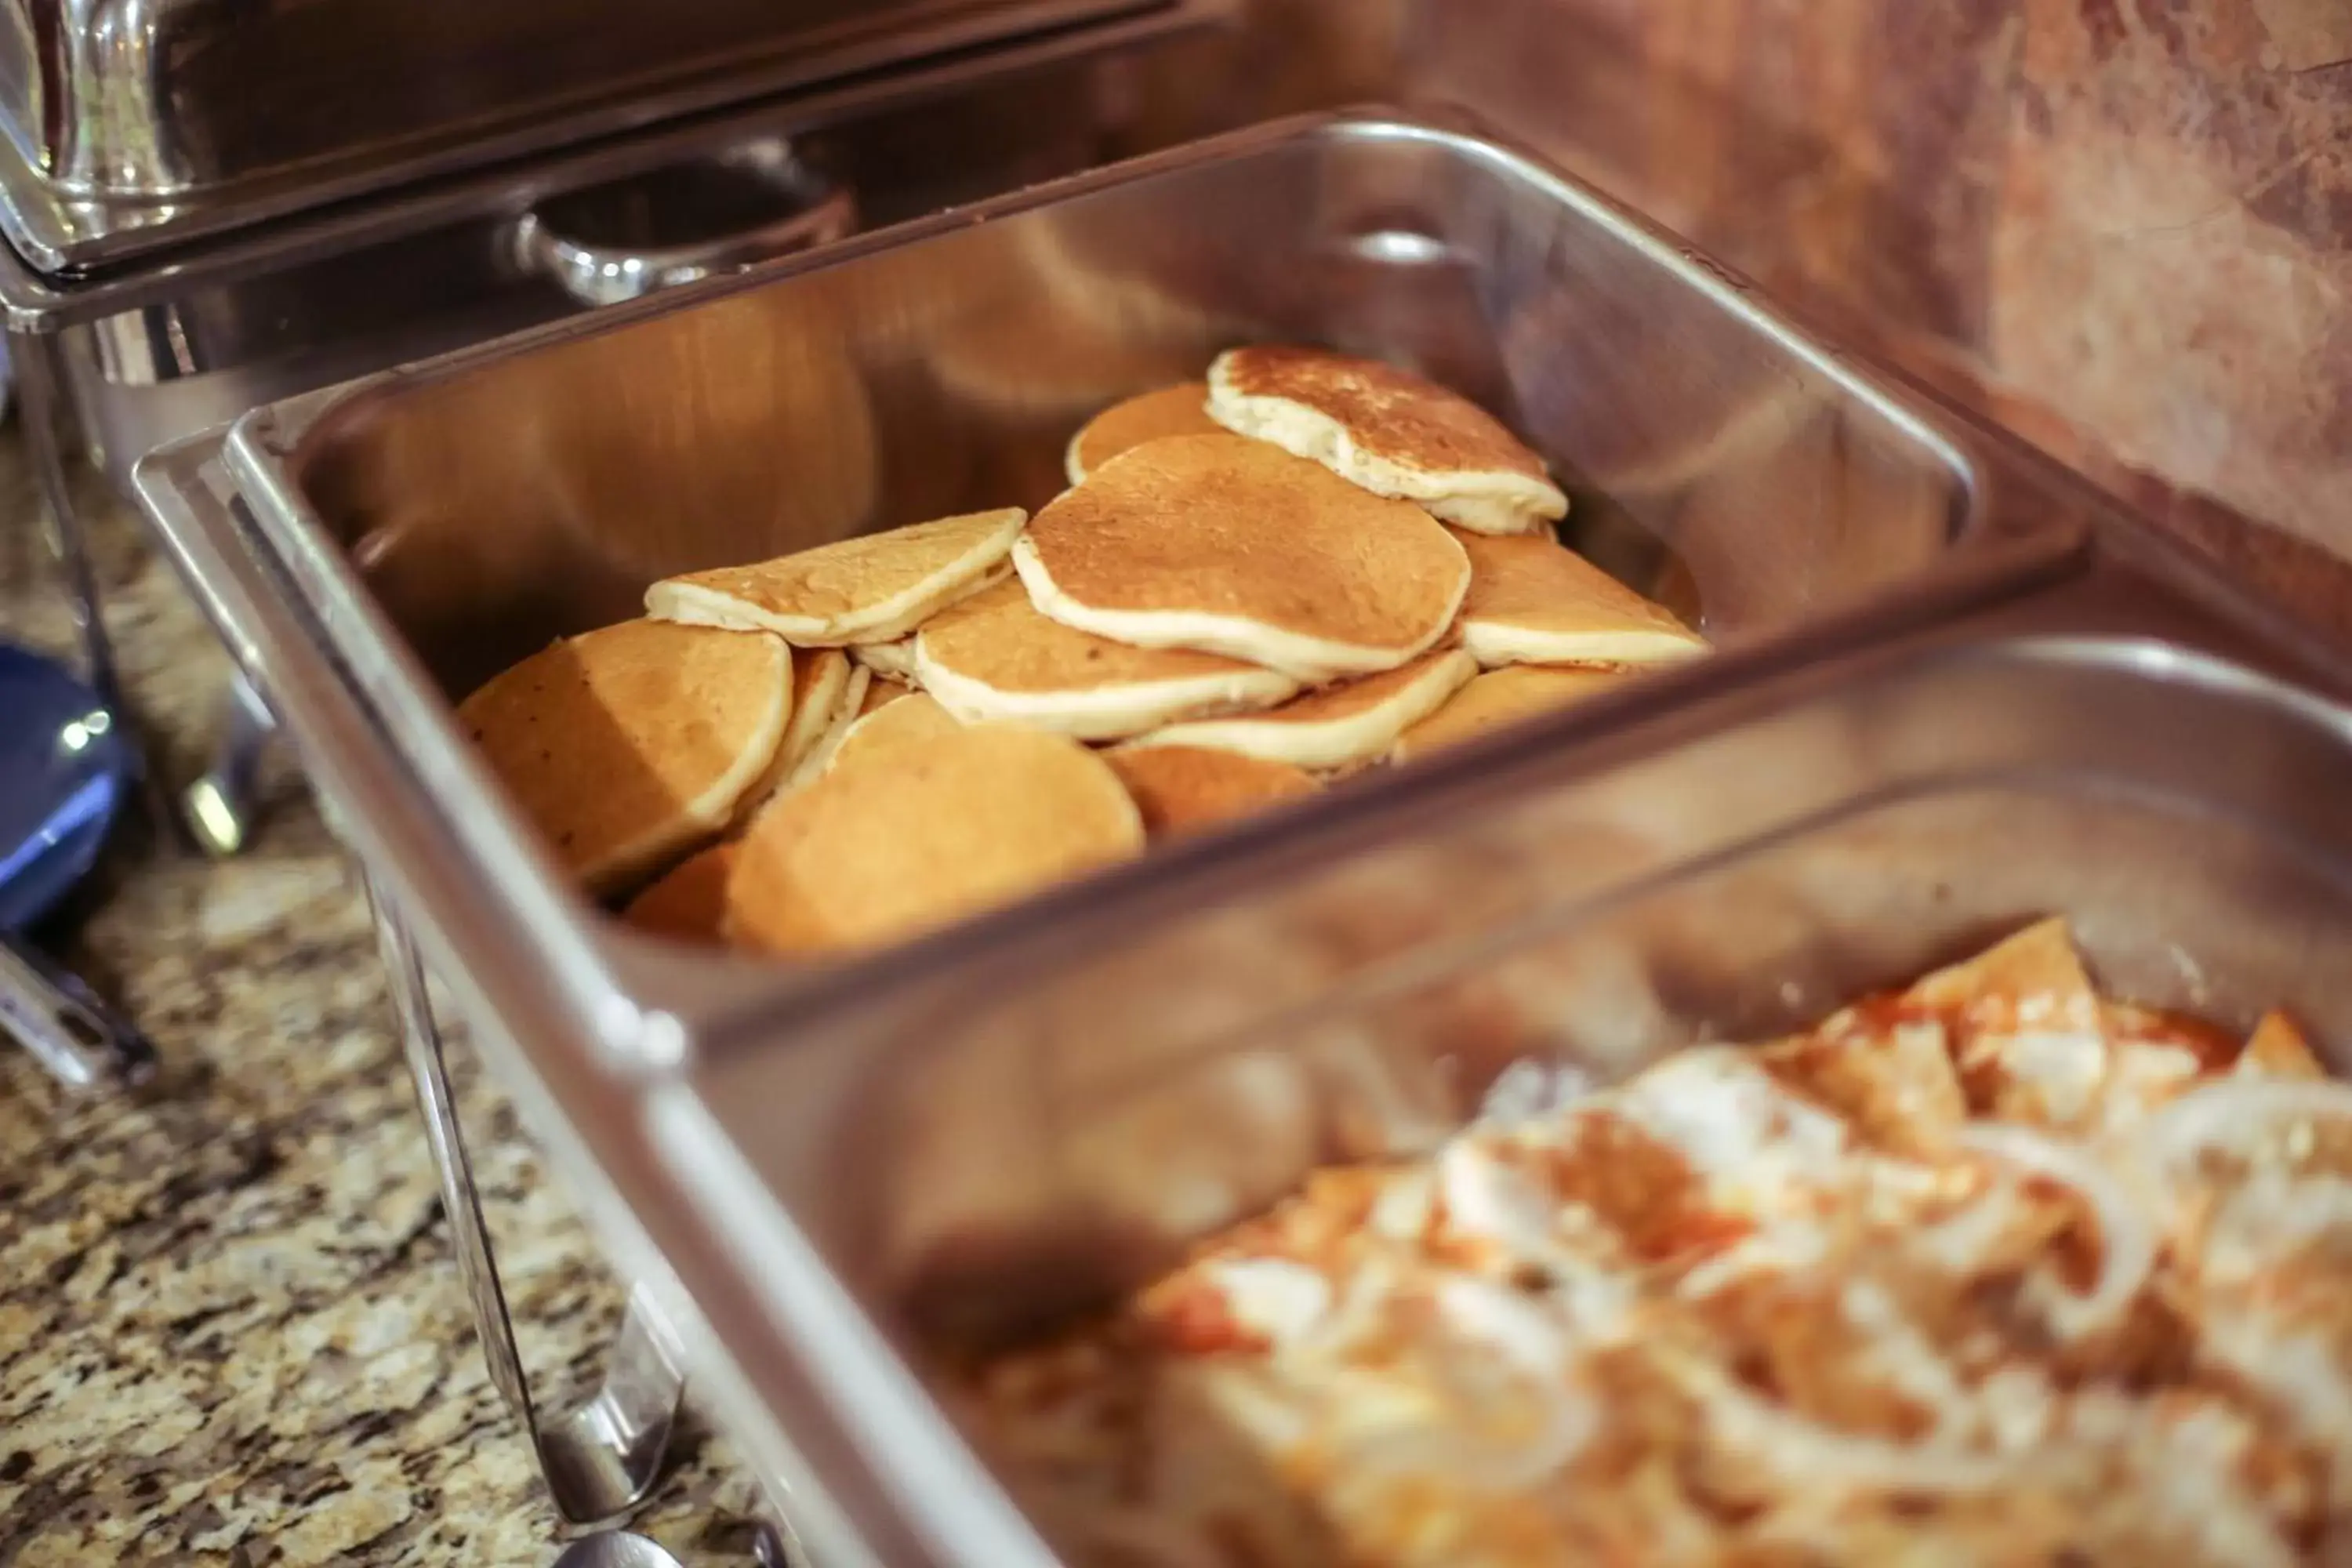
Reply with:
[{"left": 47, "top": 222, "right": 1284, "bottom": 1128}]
[
  {"left": 129, "top": 108, "right": 2352, "bottom": 1555},
  {"left": 220, "top": 110, "right": 2013, "bottom": 703},
  {"left": 648, "top": 621, "right": 2352, "bottom": 1568},
  {"left": 0, "top": 0, "right": 1160, "bottom": 273}
]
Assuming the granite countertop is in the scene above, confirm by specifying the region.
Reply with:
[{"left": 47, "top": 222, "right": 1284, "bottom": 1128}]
[{"left": 0, "top": 437, "right": 764, "bottom": 1563}]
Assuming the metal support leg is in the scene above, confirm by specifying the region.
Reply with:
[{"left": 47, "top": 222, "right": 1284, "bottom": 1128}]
[
  {"left": 15, "top": 332, "right": 184, "bottom": 850},
  {"left": 13, "top": 332, "right": 123, "bottom": 715},
  {"left": 368, "top": 876, "right": 685, "bottom": 1525}
]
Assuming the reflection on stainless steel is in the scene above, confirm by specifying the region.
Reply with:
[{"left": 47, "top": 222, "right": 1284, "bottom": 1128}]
[
  {"left": 0, "top": 0, "right": 1164, "bottom": 271},
  {"left": 23, "top": 18, "right": 1185, "bottom": 488},
  {"left": 372, "top": 879, "right": 687, "bottom": 1526},
  {"left": 549, "top": 1532, "right": 688, "bottom": 1568},
  {"left": 511, "top": 142, "right": 857, "bottom": 310},
  {"left": 246, "top": 112, "right": 1977, "bottom": 700},
  {"left": 181, "top": 672, "right": 275, "bottom": 858}
]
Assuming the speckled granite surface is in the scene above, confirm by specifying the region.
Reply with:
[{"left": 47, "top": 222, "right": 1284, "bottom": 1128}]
[{"left": 0, "top": 438, "right": 765, "bottom": 1564}]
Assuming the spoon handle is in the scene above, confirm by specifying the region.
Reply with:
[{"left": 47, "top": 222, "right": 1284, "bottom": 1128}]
[{"left": 0, "top": 931, "right": 158, "bottom": 1091}]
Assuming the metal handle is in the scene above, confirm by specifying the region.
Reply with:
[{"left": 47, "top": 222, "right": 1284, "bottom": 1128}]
[
  {"left": 0, "top": 929, "right": 158, "bottom": 1091},
  {"left": 512, "top": 139, "right": 855, "bottom": 309}
]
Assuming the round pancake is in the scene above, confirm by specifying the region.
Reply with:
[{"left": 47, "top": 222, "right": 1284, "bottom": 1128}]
[
  {"left": 771, "top": 660, "right": 872, "bottom": 797},
  {"left": 827, "top": 690, "right": 965, "bottom": 777},
  {"left": 1065, "top": 383, "right": 1224, "bottom": 485},
  {"left": 622, "top": 840, "right": 742, "bottom": 945},
  {"left": 720, "top": 689, "right": 956, "bottom": 946},
  {"left": 730, "top": 724, "right": 1145, "bottom": 955},
  {"left": 858, "top": 677, "right": 914, "bottom": 717},
  {"left": 457, "top": 619, "right": 791, "bottom": 895},
  {"left": 1454, "top": 528, "right": 1708, "bottom": 669},
  {"left": 1128, "top": 649, "right": 1476, "bottom": 773},
  {"left": 742, "top": 648, "right": 862, "bottom": 811},
  {"left": 1208, "top": 345, "right": 1568, "bottom": 535},
  {"left": 1106, "top": 746, "right": 1319, "bottom": 838},
  {"left": 1014, "top": 434, "right": 1471, "bottom": 682},
  {"left": 645, "top": 509, "right": 1025, "bottom": 647},
  {"left": 1390, "top": 666, "right": 1632, "bottom": 765},
  {"left": 851, "top": 638, "right": 921, "bottom": 682},
  {"left": 914, "top": 579, "right": 1298, "bottom": 741}
]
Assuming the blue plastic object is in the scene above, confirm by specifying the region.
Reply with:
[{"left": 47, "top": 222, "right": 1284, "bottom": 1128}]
[{"left": 0, "top": 641, "right": 132, "bottom": 933}]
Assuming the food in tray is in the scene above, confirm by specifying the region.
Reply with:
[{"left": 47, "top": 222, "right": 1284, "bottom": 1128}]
[
  {"left": 1128, "top": 649, "right": 1479, "bottom": 774},
  {"left": 850, "top": 638, "right": 920, "bottom": 681},
  {"left": 913, "top": 579, "right": 1301, "bottom": 742},
  {"left": 855, "top": 675, "right": 916, "bottom": 716},
  {"left": 1392, "top": 666, "right": 1634, "bottom": 764},
  {"left": 1066, "top": 382, "right": 1226, "bottom": 485},
  {"left": 1207, "top": 344, "right": 1572, "bottom": 537},
  {"left": 1453, "top": 528, "right": 1710, "bottom": 670},
  {"left": 1011, "top": 433, "right": 1472, "bottom": 683},
  {"left": 949, "top": 919, "right": 2343, "bottom": 1568},
  {"left": 623, "top": 840, "right": 739, "bottom": 944},
  {"left": 646, "top": 506, "right": 1025, "bottom": 647},
  {"left": 456, "top": 618, "right": 790, "bottom": 895},
  {"left": 826, "top": 689, "right": 966, "bottom": 776},
  {"left": 769, "top": 648, "right": 867, "bottom": 795},
  {"left": 728, "top": 723, "right": 1143, "bottom": 955},
  {"left": 1105, "top": 747, "right": 1321, "bottom": 839},
  {"left": 465, "top": 347, "right": 1703, "bottom": 954}
]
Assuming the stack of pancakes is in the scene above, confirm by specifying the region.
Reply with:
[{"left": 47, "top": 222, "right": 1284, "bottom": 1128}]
[{"left": 456, "top": 346, "right": 1705, "bottom": 960}]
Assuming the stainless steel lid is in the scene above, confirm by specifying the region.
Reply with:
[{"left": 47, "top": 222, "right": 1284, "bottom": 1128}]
[{"left": 0, "top": 0, "right": 1163, "bottom": 274}]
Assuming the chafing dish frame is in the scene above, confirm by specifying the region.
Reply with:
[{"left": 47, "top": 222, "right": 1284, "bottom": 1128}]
[{"left": 130, "top": 107, "right": 2352, "bottom": 1555}]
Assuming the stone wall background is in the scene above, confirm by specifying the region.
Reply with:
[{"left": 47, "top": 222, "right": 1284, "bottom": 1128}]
[{"left": 1116, "top": 0, "right": 2352, "bottom": 584}]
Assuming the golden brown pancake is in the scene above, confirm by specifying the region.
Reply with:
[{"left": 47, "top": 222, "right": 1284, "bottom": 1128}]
[
  {"left": 458, "top": 619, "right": 790, "bottom": 895},
  {"left": 730, "top": 724, "right": 1145, "bottom": 955},
  {"left": 829, "top": 690, "right": 964, "bottom": 777},
  {"left": 851, "top": 637, "right": 921, "bottom": 682},
  {"left": 1208, "top": 345, "right": 1568, "bottom": 535},
  {"left": 1131, "top": 650, "right": 1476, "bottom": 773},
  {"left": 913, "top": 579, "right": 1297, "bottom": 741},
  {"left": 1014, "top": 434, "right": 1471, "bottom": 682},
  {"left": 622, "top": 840, "right": 742, "bottom": 944},
  {"left": 1065, "top": 383, "right": 1225, "bottom": 485},
  {"left": 1107, "top": 746, "right": 1319, "bottom": 838},
  {"left": 646, "top": 510, "right": 1025, "bottom": 647},
  {"left": 718, "top": 692, "right": 962, "bottom": 949},
  {"left": 742, "top": 648, "right": 862, "bottom": 811},
  {"left": 858, "top": 677, "right": 915, "bottom": 717},
  {"left": 768, "top": 659, "right": 872, "bottom": 800},
  {"left": 1453, "top": 528, "right": 1708, "bottom": 669},
  {"left": 1390, "top": 666, "right": 1631, "bottom": 764}
]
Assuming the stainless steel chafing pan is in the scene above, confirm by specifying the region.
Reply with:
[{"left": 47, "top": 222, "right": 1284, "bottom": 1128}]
[
  {"left": 638, "top": 626, "right": 2352, "bottom": 1568},
  {"left": 133, "top": 107, "right": 2352, "bottom": 1554},
  {"left": 220, "top": 109, "right": 2002, "bottom": 702},
  {"left": 0, "top": 0, "right": 1164, "bottom": 271}
]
